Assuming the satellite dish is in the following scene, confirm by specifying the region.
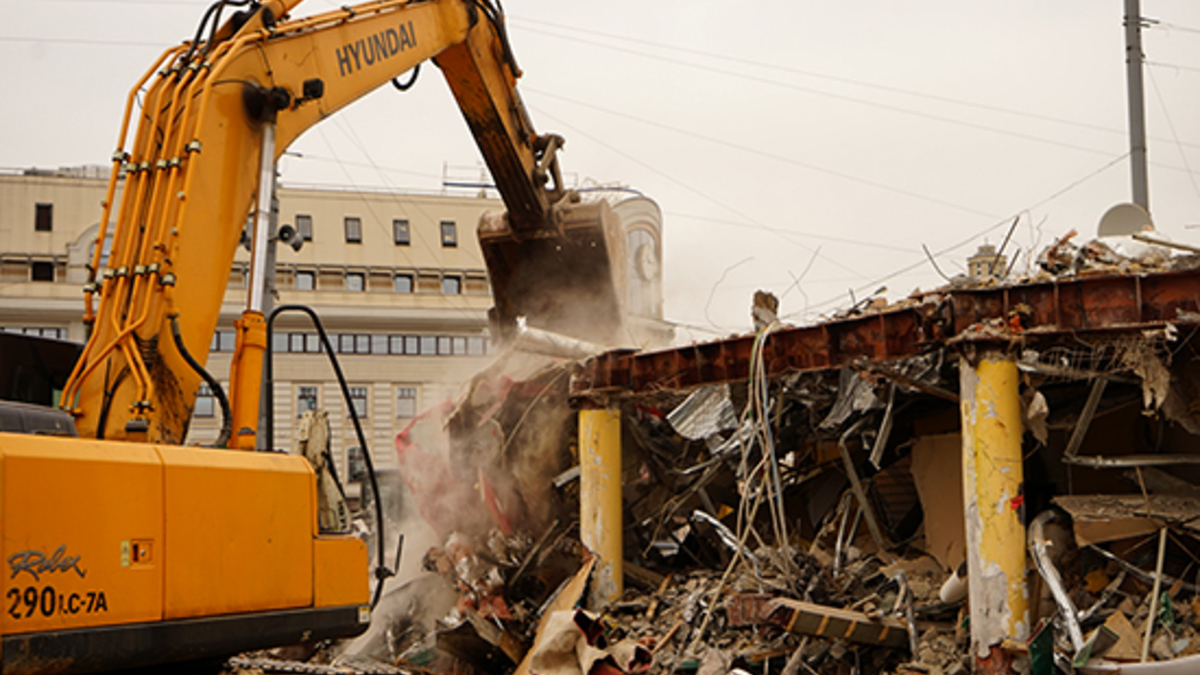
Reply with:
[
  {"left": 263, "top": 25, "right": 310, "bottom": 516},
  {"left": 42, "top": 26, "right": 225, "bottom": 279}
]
[{"left": 1098, "top": 202, "right": 1154, "bottom": 237}]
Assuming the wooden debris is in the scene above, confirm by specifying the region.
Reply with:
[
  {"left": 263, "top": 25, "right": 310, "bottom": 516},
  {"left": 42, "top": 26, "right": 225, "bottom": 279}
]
[{"left": 765, "top": 598, "right": 911, "bottom": 648}]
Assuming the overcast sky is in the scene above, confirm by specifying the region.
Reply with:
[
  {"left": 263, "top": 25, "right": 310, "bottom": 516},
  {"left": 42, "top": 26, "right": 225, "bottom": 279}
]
[{"left": 3, "top": 0, "right": 1198, "bottom": 342}]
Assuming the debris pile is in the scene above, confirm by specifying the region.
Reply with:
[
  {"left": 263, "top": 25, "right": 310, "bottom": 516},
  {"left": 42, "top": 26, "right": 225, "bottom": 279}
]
[{"left": 229, "top": 242, "right": 1200, "bottom": 675}]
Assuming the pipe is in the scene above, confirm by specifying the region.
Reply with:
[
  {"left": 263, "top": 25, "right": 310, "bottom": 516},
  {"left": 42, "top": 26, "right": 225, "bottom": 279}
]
[
  {"left": 960, "top": 351, "right": 1028, "bottom": 672},
  {"left": 513, "top": 320, "right": 603, "bottom": 359},
  {"left": 837, "top": 416, "right": 887, "bottom": 551},
  {"left": 579, "top": 407, "right": 622, "bottom": 610},
  {"left": 1141, "top": 527, "right": 1168, "bottom": 663},
  {"left": 939, "top": 561, "right": 968, "bottom": 605},
  {"left": 832, "top": 491, "right": 854, "bottom": 580},
  {"left": 1028, "top": 510, "right": 1085, "bottom": 652}
]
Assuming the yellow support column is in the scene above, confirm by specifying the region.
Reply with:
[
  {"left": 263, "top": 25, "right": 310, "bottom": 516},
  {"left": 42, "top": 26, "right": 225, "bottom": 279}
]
[
  {"left": 960, "top": 351, "right": 1028, "bottom": 673},
  {"left": 579, "top": 407, "right": 623, "bottom": 610}
]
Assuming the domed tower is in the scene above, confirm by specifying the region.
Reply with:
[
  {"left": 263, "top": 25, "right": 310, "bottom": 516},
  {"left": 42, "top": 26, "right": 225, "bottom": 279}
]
[{"left": 582, "top": 190, "right": 670, "bottom": 349}]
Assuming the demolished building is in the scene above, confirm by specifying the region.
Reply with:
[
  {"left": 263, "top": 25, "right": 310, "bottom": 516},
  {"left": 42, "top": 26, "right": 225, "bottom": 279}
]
[{"left": 235, "top": 233, "right": 1200, "bottom": 675}]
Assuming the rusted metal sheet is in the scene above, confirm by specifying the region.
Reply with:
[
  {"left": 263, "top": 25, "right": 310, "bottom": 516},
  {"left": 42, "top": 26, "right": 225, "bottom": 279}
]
[
  {"left": 574, "top": 268, "right": 1200, "bottom": 395},
  {"left": 950, "top": 269, "right": 1200, "bottom": 334}
]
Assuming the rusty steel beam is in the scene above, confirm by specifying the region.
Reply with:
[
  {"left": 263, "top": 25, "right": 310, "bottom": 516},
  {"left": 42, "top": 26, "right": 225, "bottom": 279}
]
[{"left": 574, "top": 267, "right": 1200, "bottom": 395}]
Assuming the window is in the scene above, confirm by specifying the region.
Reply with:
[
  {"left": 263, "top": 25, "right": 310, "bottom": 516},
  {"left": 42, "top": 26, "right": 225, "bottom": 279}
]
[
  {"left": 406, "top": 335, "right": 420, "bottom": 354},
  {"left": 389, "top": 335, "right": 404, "bottom": 354},
  {"left": 35, "top": 203, "right": 52, "bottom": 232},
  {"left": 296, "top": 214, "right": 313, "bottom": 241},
  {"left": 442, "top": 275, "right": 461, "bottom": 295},
  {"left": 396, "top": 387, "right": 417, "bottom": 418},
  {"left": 297, "top": 385, "right": 318, "bottom": 415},
  {"left": 355, "top": 334, "right": 370, "bottom": 354},
  {"left": 8, "top": 327, "right": 67, "bottom": 339},
  {"left": 468, "top": 336, "right": 486, "bottom": 356},
  {"left": 211, "top": 330, "right": 236, "bottom": 352},
  {"left": 272, "top": 332, "right": 288, "bottom": 353},
  {"left": 305, "top": 334, "right": 322, "bottom": 353},
  {"left": 345, "top": 272, "right": 364, "bottom": 292},
  {"left": 295, "top": 271, "right": 314, "bottom": 290},
  {"left": 371, "top": 334, "right": 388, "bottom": 354},
  {"left": 92, "top": 233, "right": 114, "bottom": 268},
  {"left": 348, "top": 386, "right": 368, "bottom": 418},
  {"left": 420, "top": 335, "right": 436, "bottom": 355},
  {"left": 440, "top": 220, "right": 457, "bottom": 247},
  {"left": 289, "top": 333, "right": 306, "bottom": 353},
  {"left": 437, "top": 336, "right": 452, "bottom": 355},
  {"left": 394, "top": 274, "right": 413, "bottom": 294},
  {"left": 346, "top": 445, "right": 366, "bottom": 482},
  {"left": 393, "top": 219, "right": 410, "bottom": 246},
  {"left": 11, "top": 327, "right": 66, "bottom": 339},
  {"left": 194, "top": 384, "right": 215, "bottom": 417},
  {"left": 338, "top": 334, "right": 355, "bottom": 353},
  {"left": 31, "top": 261, "right": 54, "bottom": 282},
  {"left": 344, "top": 217, "right": 362, "bottom": 243}
]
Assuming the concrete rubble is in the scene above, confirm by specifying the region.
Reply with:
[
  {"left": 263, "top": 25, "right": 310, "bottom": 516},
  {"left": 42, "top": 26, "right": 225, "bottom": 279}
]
[{"left": 230, "top": 234, "right": 1200, "bottom": 675}]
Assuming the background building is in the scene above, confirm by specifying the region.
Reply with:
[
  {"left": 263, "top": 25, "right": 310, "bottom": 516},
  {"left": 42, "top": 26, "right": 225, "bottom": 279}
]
[
  {"left": 0, "top": 167, "right": 665, "bottom": 479},
  {"left": 966, "top": 243, "right": 1008, "bottom": 280}
]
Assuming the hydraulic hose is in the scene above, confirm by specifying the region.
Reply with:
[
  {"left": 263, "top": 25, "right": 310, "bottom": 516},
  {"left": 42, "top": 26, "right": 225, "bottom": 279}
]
[
  {"left": 170, "top": 314, "right": 232, "bottom": 448},
  {"left": 265, "top": 304, "right": 393, "bottom": 609},
  {"left": 391, "top": 64, "right": 420, "bottom": 91}
]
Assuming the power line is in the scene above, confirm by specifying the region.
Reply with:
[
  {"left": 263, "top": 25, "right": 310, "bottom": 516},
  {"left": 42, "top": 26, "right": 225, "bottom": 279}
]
[
  {"left": 0, "top": 35, "right": 165, "bottom": 47},
  {"left": 527, "top": 104, "right": 876, "bottom": 283},
  {"left": 1146, "top": 68, "right": 1200, "bottom": 205},
  {"left": 283, "top": 152, "right": 444, "bottom": 183},
  {"left": 0, "top": 0, "right": 205, "bottom": 4},
  {"left": 526, "top": 86, "right": 1001, "bottom": 220},
  {"left": 1148, "top": 20, "right": 1200, "bottom": 35},
  {"left": 510, "top": 16, "right": 1200, "bottom": 152},
  {"left": 789, "top": 152, "right": 1130, "bottom": 318},
  {"left": 308, "top": 124, "right": 493, "bottom": 325},
  {"left": 664, "top": 211, "right": 917, "bottom": 254},
  {"left": 514, "top": 26, "right": 1132, "bottom": 161},
  {"left": 1146, "top": 60, "right": 1200, "bottom": 75}
]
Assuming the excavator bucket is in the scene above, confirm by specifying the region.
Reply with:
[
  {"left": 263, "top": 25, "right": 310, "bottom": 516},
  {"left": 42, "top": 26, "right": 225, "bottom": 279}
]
[{"left": 479, "top": 198, "right": 628, "bottom": 347}]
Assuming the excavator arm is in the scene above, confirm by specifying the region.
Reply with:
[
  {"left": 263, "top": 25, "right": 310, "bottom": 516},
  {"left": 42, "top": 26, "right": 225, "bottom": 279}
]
[{"left": 60, "top": 0, "right": 625, "bottom": 444}]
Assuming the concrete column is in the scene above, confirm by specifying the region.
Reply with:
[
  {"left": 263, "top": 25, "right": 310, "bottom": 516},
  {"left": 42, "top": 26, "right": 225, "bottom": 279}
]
[
  {"left": 960, "top": 352, "right": 1028, "bottom": 672},
  {"left": 579, "top": 407, "right": 622, "bottom": 610}
]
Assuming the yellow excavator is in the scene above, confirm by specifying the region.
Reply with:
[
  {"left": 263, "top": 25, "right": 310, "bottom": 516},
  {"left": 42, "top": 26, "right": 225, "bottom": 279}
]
[{"left": 0, "top": 0, "right": 625, "bottom": 672}]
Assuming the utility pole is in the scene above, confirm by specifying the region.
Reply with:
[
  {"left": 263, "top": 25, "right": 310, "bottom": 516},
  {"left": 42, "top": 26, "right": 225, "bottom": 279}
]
[{"left": 1125, "top": 0, "right": 1149, "bottom": 211}]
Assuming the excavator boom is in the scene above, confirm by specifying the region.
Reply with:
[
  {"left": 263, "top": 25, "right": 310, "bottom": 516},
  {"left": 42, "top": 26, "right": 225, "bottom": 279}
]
[
  {"left": 60, "top": 0, "right": 624, "bottom": 445},
  {"left": 1, "top": 1, "right": 626, "bottom": 672}
]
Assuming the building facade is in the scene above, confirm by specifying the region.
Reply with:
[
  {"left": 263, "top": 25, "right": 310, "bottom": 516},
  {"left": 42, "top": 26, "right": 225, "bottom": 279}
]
[
  {"left": 0, "top": 167, "right": 503, "bottom": 477},
  {"left": 966, "top": 243, "right": 1008, "bottom": 280},
  {"left": 0, "top": 168, "right": 665, "bottom": 479}
]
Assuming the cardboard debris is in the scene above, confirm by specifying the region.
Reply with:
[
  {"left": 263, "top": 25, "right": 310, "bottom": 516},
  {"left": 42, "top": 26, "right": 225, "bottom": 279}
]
[
  {"left": 909, "top": 433, "right": 965, "bottom": 571},
  {"left": 1098, "top": 611, "right": 1143, "bottom": 662}
]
